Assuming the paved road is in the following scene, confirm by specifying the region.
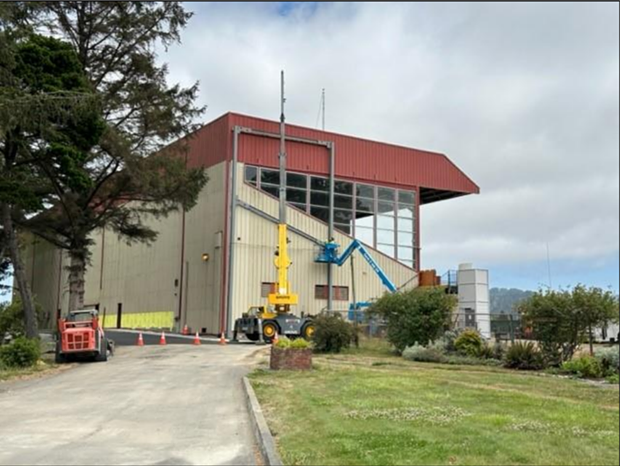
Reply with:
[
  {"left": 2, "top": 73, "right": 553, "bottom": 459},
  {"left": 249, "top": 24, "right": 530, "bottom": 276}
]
[{"left": 0, "top": 344, "right": 265, "bottom": 465}]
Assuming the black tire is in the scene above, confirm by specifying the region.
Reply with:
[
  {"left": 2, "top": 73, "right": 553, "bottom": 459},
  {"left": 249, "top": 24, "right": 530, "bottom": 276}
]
[
  {"left": 55, "top": 341, "right": 66, "bottom": 364},
  {"left": 301, "top": 322, "right": 315, "bottom": 341},
  {"left": 245, "top": 333, "right": 260, "bottom": 342},
  {"left": 95, "top": 337, "right": 108, "bottom": 362},
  {"left": 262, "top": 321, "right": 279, "bottom": 344}
]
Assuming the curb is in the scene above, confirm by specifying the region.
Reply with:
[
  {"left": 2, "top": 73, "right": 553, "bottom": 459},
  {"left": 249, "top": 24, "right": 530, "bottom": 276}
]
[{"left": 242, "top": 377, "right": 283, "bottom": 466}]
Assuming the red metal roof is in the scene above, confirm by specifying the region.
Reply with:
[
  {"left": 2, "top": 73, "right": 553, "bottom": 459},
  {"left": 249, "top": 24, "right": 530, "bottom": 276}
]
[{"left": 184, "top": 112, "right": 479, "bottom": 203}]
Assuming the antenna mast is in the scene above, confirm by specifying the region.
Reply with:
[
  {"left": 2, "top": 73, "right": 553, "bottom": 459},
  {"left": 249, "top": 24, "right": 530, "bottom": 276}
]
[
  {"left": 321, "top": 88, "right": 325, "bottom": 131},
  {"left": 279, "top": 70, "right": 287, "bottom": 224}
]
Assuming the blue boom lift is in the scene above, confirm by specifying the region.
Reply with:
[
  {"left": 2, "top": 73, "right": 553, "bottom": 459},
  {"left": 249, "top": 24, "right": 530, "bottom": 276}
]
[{"left": 316, "top": 240, "right": 398, "bottom": 317}]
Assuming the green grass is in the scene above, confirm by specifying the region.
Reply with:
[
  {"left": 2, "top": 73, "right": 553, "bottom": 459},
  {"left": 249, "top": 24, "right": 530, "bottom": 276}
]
[{"left": 249, "top": 342, "right": 619, "bottom": 466}]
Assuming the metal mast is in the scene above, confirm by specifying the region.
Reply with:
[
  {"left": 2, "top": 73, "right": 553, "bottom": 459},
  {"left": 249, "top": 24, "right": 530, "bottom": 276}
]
[{"left": 279, "top": 70, "right": 287, "bottom": 224}]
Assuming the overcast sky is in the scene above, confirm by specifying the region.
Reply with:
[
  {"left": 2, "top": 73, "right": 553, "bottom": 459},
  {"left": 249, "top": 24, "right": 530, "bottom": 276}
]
[
  {"left": 2, "top": 2, "right": 618, "bottom": 301},
  {"left": 158, "top": 2, "right": 618, "bottom": 291}
]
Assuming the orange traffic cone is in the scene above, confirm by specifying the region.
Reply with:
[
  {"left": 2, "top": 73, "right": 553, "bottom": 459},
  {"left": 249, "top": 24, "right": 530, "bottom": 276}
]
[
  {"left": 159, "top": 332, "right": 167, "bottom": 345},
  {"left": 193, "top": 332, "right": 201, "bottom": 346},
  {"left": 182, "top": 325, "right": 189, "bottom": 335},
  {"left": 219, "top": 333, "right": 227, "bottom": 345},
  {"left": 137, "top": 333, "right": 144, "bottom": 347},
  {"left": 272, "top": 332, "right": 279, "bottom": 345}
]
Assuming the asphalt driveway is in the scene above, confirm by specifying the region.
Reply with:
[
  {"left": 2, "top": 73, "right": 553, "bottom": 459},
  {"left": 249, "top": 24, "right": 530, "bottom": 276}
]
[{"left": 0, "top": 344, "right": 265, "bottom": 465}]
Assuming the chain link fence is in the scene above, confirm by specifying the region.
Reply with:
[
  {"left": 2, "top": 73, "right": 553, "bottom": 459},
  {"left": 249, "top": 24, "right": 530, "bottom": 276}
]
[{"left": 322, "top": 308, "right": 619, "bottom": 343}]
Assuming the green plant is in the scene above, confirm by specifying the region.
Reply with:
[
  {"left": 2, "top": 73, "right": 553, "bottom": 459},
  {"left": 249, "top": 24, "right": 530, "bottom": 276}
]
[
  {"left": 594, "top": 346, "right": 619, "bottom": 376},
  {"left": 274, "top": 336, "right": 292, "bottom": 349},
  {"left": 561, "top": 356, "right": 603, "bottom": 379},
  {"left": 518, "top": 286, "right": 619, "bottom": 366},
  {"left": 492, "top": 341, "right": 506, "bottom": 360},
  {"left": 369, "top": 287, "right": 456, "bottom": 353},
  {"left": 0, "top": 337, "right": 41, "bottom": 368},
  {"left": 476, "top": 343, "right": 495, "bottom": 360},
  {"left": 504, "top": 341, "right": 544, "bottom": 370},
  {"left": 0, "top": 300, "right": 44, "bottom": 342},
  {"left": 454, "top": 329, "right": 483, "bottom": 357},
  {"left": 402, "top": 344, "right": 445, "bottom": 363},
  {"left": 311, "top": 313, "right": 355, "bottom": 353},
  {"left": 606, "top": 374, "right": 619, "bottom": 384},
  {"left": 290, "top": 338, "right": 311, "bottom": 350}
]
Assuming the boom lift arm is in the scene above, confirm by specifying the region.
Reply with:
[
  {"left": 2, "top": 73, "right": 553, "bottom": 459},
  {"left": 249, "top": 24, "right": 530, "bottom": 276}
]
[{"left": 316, "top": 239, "right": 398, "bottom": 293}]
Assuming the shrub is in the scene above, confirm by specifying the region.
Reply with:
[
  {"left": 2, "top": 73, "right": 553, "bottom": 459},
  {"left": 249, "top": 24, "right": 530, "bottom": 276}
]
[
  {"left": 561, "top": 356, "right": 603, "bottom": 379},
  {"left": 476, "top": 343, "right": 495, "bottom": 360},
  {"left": 274, "top": 336, "right": 292, "bottom": 349},
  {"left": 606, "top": 374, "right": 619, "bottom": 384},
  {"left": 0, "top": 337, "right": 41, "bottom": 368},
  {"left": 290, "top": 338, "right": 311, "bottom": 350},
  {"left": 369, "top": 287, "right": 456, "bottom": 353},
  {"left": 429, "top": 329, "right": 460, "bottom": 354},
  {"left": 312, "top": 313, "right": 355, "bottom": 353},
  {"left": 492, "top": 341, "right": 506, "bottom": 360},
  {"left": 594, "top": 346, "right": 619, "bottom": 376},
  {"left": 402, "top": 344, "right": 445, "bottom": 363},
  {"left": 518, "top": 286, "right": 619, "bottom": 366},
  {"left": 454, "top": 329, "right": 483, "bottom": 357},
  {"left": 504, "top": 341, "right": 544, "bottom": 370},
  {"left": 274, "top": 337, "right": 311, "bottom": 350}
]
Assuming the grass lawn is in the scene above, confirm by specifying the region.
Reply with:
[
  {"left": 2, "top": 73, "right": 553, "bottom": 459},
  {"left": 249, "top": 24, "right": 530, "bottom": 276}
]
[{"left": 249, "top": 341, "right": 619, "bottom": 466}]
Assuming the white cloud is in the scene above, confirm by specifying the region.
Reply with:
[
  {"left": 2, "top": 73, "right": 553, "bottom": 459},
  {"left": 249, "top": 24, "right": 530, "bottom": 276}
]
[{"left": 159, "top": 2, "right": 619, "bottom": 274}]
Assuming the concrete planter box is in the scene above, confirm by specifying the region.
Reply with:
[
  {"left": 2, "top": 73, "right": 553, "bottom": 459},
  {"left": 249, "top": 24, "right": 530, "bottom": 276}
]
[{"left": 270, "top": 346, "right": 313, "bottom": 371}]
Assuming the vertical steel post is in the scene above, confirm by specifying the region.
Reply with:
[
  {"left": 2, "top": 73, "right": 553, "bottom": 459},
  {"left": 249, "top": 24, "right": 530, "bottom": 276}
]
[
  {"left": 225, "top": 125, "right": 241, "bottom": 337},
  {"left": 327, "top": 142, "right": 335, "bottom": 312},
  {"left": 279, "top": 71, "right": 287, "bottom": 225}
]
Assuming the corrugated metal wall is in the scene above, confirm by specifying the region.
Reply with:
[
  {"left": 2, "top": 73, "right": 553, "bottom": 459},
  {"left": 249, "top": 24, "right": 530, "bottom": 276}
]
[
  {"left": 228, "top": 113, "right": 479, "bottom": 197},
  {"left": 24, "top": 162, "right": 228, "bottom": 332},
  {"left": 230, "top": 163, "right": 418, "bottom": 323}
]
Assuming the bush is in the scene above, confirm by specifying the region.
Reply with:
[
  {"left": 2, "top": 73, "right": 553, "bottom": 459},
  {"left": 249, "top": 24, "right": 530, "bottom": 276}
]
[
  {"left": 290, "top": 338, "right": 311, "bottom": 349},
  {"left": 402, "top": 344, "right": 445, "bottom": 363},
  {"left": 476, "top": 343, "right": 495, "bottom": 360},
  {"left": 561, "top": 356, "right": 603, "bottom": 379},
  {"left": 594, "top": 346, "right": 619, "bottom": 376},
  {"left": 504, "top": 341, "right": 544, "bottom": 370},
  {"left": 492, "top": 341, "right": 506, "bottom": 360},
  {"left": 606, "top": 374, "right": 619, "bottom": 384},
  {"left": 454, "top": 329, "right": 483, "bottom": 357},
  {"left": 0, "top": 337, "right": 41, "bottom": 368},
  {"left": 312, "top": 313, "right": 355, "bottom": 353},
  {"left": 369, "top": 287, "right": 456, "bottom": 353},
  {"left": 518, "top": 286, "right": 619, "bottom": 366},
  {"left": 0, "top": 300, "right": 45, "bottom": 342},
  {"left": 0, "top": 301, "right": 26, "bottom": 341},
  {"left": 429, "top": 329, "right": 460, "bottom": 354}
]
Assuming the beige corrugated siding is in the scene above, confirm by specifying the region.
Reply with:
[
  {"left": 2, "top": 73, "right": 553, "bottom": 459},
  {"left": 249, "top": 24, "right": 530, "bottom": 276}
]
[{"left": 230, "top": 163, "right": 418, "bottom": 322}]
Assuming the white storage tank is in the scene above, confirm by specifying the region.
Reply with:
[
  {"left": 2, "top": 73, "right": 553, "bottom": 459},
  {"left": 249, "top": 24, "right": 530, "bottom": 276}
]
[{"left": 457, "top": 263, "right": 491, "bottom": 339}]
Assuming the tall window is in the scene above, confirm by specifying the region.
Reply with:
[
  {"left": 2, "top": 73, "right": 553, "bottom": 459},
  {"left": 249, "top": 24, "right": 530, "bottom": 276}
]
[{"left": 244, "top": 166, "right": 417, "bottom": 268}]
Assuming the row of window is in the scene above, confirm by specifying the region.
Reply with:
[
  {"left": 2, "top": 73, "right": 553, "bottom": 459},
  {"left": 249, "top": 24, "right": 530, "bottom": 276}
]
[
  {"left": 261, "top": 282, "right": 350, "bottom": 301},
  {"left": 245, "top": 165, "right": 417, "bottom": 268},
  {"left": 248, "top": 166, "right": 415, "bottom": 204}
]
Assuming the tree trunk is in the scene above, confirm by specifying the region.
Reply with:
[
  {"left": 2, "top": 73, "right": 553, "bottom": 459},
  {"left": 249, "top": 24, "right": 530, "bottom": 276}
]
[
  {"left": 1, "top": 203, "right": 38, "bottom": 339},
  {"left": 68, "top": 253, "right": 86, "bottom": 312}
]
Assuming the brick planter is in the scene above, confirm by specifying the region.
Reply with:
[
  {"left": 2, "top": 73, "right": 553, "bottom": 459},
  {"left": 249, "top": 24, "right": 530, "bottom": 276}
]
[{"left": 270, "top": 346, "right": 313, "bottom": 371}]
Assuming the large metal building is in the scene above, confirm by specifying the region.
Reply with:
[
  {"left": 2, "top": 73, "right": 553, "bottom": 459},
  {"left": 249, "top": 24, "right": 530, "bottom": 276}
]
[{"left": 24, "top": 112, "right": 479, "bottom": 335}]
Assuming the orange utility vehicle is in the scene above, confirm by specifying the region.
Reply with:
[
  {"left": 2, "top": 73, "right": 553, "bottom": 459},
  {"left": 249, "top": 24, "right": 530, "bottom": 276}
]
[{"left": 55, "top": 309, "right": 111, "bottom": 363}]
